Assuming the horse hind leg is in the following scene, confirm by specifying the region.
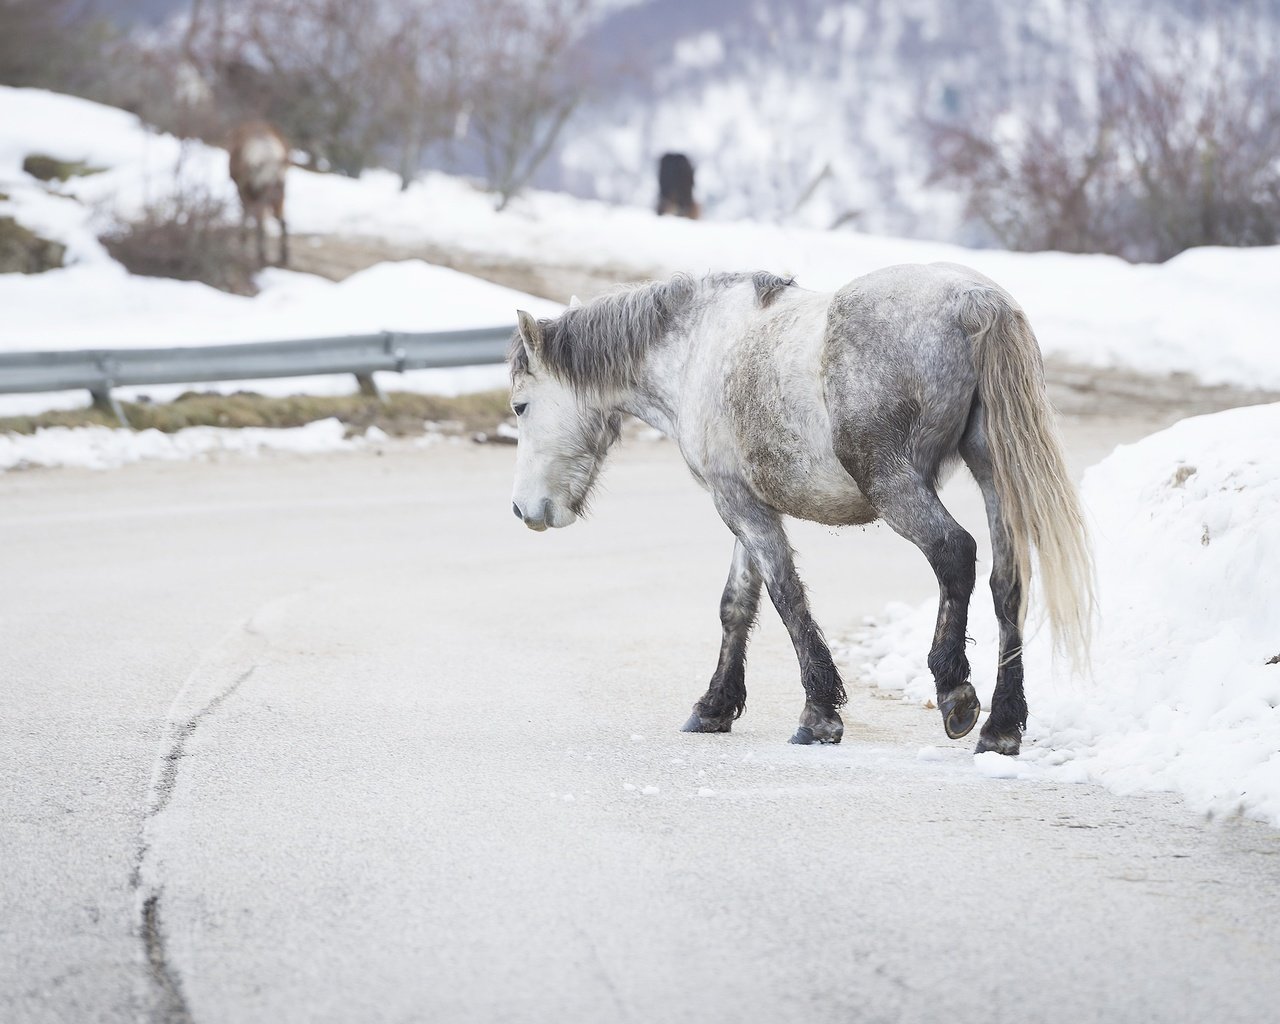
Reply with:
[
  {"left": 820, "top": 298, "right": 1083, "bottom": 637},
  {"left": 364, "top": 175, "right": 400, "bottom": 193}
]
[
  {"left": 682, "top": 538, "right": 761, "bottom": 734},
  {"left": 861, "top": 464, "right": 980, "bottom": 740},
  {"left": 961, "top": 411, "right": 1026, "bottom": 755},
  {"left": 276, "top": 209, "right": 289, "bottom": 267},
  {"left": 254, "top": 209, "right": 267, "bottom": 268}
]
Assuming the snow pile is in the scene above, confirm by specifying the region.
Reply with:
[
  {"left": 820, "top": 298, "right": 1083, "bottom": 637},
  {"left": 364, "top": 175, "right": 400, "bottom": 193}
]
[
  {"left": 845, "top": 404, "right": 1280, "bottom": 825},
  {"left": 0, "top": 418, "right": 365, "bottom": 472}
]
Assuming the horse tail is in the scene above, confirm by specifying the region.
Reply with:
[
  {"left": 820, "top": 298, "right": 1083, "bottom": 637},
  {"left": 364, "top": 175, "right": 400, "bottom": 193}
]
[{"left": 959, "top": 286, "right": 1095, "bottom": 670}]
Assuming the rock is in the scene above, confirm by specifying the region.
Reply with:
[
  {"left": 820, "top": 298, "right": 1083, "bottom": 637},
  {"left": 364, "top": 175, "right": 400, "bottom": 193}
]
[
  {"left": 0, "top": 217, "right": 66, "bottom": 274},
  {"left": 21, "top": 154, "right": 103, "bottom": 182}
]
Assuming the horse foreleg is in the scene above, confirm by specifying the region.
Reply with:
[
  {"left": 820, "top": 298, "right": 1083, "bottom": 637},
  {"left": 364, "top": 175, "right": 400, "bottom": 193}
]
[
  {"left": 711, "top": 488, "right": 846, "bottom": 745},
  {"left": 682, "top": 538, "right": 761, "bottom": 734},
  {"left": 868, "top": 470, "right": 980, "bottom": 741},
  {"left": 963, "top": 422, "right": 1026, "bottom": 755}
]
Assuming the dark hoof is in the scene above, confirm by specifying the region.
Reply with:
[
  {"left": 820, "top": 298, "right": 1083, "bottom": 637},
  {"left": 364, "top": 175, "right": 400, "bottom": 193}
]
[
  {"left": 681, "top": 712, "right": 732, "bottom": 734},
  {"left": 789, "top": 719, "right": 843, "bottom": 745},
  {"left": 939, "top": 684, "right": 980, "bottom": 740},
  {"left": 975, "top": 729, "right": 1022, "bottom": 756}
]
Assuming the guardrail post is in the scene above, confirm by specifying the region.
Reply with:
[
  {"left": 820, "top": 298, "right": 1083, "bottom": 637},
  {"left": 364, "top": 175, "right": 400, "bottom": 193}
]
[
  {"left": 89, "top": 385, "right": 128, "bottom": 427},
  {"left": 354, "top": 373, "right": 384, "bottom": 402}
]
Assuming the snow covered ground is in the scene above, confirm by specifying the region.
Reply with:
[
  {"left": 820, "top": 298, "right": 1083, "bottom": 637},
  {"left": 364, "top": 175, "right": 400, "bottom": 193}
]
[
  {"left": 3, "top": 85, "right": 1280, "bottom": 407},
  {"left": 844, "top": 403, "right": 1280, "bottom": 826}
]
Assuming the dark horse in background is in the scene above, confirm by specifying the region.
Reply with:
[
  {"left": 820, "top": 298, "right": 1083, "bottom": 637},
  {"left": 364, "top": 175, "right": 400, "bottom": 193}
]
[
  {"left": 507, "top": 266, "right": 1094, "bottom": 756},
  {"left": 657, "top": 153, "right": 699, "bottom": 219}
]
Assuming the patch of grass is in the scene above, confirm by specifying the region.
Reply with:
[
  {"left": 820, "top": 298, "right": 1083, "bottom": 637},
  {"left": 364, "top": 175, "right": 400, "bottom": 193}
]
[
  {"left": 22, "top": 154, "right": 105, "bottom": 182},
  {"left": 0, "top": 389, "right": 513, "bottom": 437}
]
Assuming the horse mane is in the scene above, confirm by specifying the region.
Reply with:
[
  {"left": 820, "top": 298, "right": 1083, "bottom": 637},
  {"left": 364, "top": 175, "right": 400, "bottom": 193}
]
[{"left": 508, "top": 270, "right": 797, "bottom": 391}]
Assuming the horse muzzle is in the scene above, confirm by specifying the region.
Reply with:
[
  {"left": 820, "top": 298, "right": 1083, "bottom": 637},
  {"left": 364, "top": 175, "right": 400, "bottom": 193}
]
[{"left": 512, "top": 498, "right": 576, "bottom": 531}]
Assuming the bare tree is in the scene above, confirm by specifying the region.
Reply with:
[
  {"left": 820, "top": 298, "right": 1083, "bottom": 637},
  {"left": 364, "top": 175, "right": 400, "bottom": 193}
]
[
  {"left": 927, "top": 8, "right": 1280, "bottom": 262},
  {"left": 456, "top": 0, "right": 600, "bottom": 210},
  {"left": 0, "top": 0, "right": 122, "bottom": 96}
]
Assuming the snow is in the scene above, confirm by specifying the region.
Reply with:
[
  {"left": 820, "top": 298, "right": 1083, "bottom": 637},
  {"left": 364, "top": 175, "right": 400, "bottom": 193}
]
[
  {"left": 2, "top": 84, "right": 1279, "bottom": 483},
  {"left": 0, "top": 86, "right": 560, "bottom": 416},
  {"left": 4, "top": 85, "right": 1279, "bottom": 406},
  {"left": 0, "top": 418, "right": 368, "bottom": 472},
  {"left": 845, "top": 403, "right": 1280, "bottom": 826}
]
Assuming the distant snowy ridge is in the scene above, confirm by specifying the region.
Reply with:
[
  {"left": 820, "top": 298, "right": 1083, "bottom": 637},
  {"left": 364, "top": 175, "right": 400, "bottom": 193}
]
[{"left": 844, "top": 403, "right": 1280, "bottom": 826}]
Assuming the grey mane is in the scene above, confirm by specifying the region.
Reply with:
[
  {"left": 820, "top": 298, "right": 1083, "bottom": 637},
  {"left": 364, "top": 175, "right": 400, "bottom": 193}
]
[{"left": 509, "top": 270, "right": 797, "bottom": 390}]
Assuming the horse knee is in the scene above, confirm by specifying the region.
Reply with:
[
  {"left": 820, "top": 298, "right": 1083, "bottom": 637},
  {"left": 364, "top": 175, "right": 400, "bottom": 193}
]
[{"left": 930, "top": 528, "right": 977, "bottom": 596}]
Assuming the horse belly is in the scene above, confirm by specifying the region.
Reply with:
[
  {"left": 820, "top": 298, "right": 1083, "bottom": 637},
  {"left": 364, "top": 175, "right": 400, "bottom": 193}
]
[{"left": 751, "top": 449, "right": 877, "bottom": 526}]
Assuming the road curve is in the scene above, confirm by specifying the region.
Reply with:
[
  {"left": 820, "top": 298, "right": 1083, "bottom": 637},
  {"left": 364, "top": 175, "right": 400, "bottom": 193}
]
[{"left": 2, "top": 416, "right": 1278, "bottom": 1024}]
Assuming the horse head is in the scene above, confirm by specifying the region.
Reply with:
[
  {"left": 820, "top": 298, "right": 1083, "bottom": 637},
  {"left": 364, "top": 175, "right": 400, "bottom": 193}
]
[{"left": 508, "top": 309, "right": 621, "bottom": 531}]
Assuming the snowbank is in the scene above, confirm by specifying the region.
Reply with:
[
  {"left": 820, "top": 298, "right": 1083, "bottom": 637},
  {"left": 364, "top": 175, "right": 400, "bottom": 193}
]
[
  {"left": 0, "top": 418, "right": 374, "bottom": 472},
  {"left": 4, "top": 86, "right": 1279, "bottom": 398},
  {"left": 845, "top": 403, "right": 1280, "bottom": 825}
]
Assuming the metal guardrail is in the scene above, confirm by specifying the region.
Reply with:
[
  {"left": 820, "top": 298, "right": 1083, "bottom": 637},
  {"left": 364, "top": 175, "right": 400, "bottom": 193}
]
[{"left": 0, "top": 326, "right": 514, "bottom": 422}]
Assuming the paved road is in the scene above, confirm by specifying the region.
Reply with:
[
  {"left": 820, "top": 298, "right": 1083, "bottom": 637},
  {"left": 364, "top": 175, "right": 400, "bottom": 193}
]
[{"left": 3, "top": 417, "right": 1279, "bottom": 1024}]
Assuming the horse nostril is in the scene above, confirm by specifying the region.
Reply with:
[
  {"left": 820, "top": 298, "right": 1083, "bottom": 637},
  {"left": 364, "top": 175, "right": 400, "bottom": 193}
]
[{"left": 512, "top": 501, "right": 523, "bottom": 520}]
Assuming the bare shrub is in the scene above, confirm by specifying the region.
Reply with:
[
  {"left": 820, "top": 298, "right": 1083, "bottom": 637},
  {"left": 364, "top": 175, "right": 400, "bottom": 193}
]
[
  {"left": 928, "top": 11, "right": 1280, "bottom": 262},
  {"left": 141, "top": 0, "right": 604, "bottom": 202},
  {"left": 165, "top": 0, "right": 462, "bottom": 181},
  {"left": 0, "top": 0, "right": 120, "bottom": 95},
  {"left": 455, "top": 0, "right": 599, "bottom": 210},
  {"left": 101, "top": 183, "right": 259, "bottom": 296}
]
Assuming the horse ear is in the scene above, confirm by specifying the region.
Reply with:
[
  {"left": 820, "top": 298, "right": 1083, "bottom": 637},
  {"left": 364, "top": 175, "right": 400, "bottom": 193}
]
[
  {"left": 516, "top": 309, "right": 543, "bottom": 364},
  {"left": 568, "top": 294, "right": 582, "bottom": 308}
]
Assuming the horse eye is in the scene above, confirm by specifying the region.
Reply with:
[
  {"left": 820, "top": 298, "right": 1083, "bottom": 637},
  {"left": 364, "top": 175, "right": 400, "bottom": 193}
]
[{"left": 513, "top": 402, "right": 528, "bottom": 416}]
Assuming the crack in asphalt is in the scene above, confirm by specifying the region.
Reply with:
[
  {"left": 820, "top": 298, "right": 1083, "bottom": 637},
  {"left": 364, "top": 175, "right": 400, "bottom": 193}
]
[{"left": 132, "top": 663, "right": 258, "bottom": 1024}]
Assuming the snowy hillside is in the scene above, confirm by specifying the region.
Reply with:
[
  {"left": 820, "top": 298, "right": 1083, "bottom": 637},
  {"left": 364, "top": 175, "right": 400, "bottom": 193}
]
[
  {"left": 846, "top": 402, "right": 1280, "bottom": 826},
  {"left": 559, "top": 0, "right": 1236, "bottom": 238}
]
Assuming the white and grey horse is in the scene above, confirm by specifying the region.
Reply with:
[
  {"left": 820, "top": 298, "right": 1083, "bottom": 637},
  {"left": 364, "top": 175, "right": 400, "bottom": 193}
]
[{"left": 508, "top": 265, "right": 1093, "bottom": 754}]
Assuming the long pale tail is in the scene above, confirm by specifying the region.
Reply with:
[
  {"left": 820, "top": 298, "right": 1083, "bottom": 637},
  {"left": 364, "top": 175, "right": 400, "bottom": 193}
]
[{"left": 958, "top": 286, "right": 1095, "bottom": 670}]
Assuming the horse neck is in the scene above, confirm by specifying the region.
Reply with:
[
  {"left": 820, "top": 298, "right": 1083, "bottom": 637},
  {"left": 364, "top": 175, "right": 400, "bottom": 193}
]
[{"left": 614, "top": 313, "right": 702, "bottom": 438}]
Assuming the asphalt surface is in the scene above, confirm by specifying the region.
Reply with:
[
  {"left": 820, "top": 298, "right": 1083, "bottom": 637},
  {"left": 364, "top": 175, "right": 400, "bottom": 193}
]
[{"left": 3, "top": 416, "right": 1279, "bottom": 1024}]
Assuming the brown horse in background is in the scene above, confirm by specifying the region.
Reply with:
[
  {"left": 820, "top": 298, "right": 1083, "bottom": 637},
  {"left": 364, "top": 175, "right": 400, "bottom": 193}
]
[{"left": 228, "top": 121, "right": 289, "bottom": 267}]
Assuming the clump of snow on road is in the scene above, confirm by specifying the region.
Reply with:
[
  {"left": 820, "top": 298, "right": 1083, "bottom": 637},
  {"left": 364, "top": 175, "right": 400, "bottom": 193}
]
[
  {"left": 845, "top": 404, "right": 1280, "bottom": 826},
  {"left": 0, "top": 418, "right": 366, "bottom": 472}
]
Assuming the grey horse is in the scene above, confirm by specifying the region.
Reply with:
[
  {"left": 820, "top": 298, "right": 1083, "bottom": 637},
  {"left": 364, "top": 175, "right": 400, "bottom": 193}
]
[{"left": 508, "top": 265, "right": 1093, "bottom": 754}]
